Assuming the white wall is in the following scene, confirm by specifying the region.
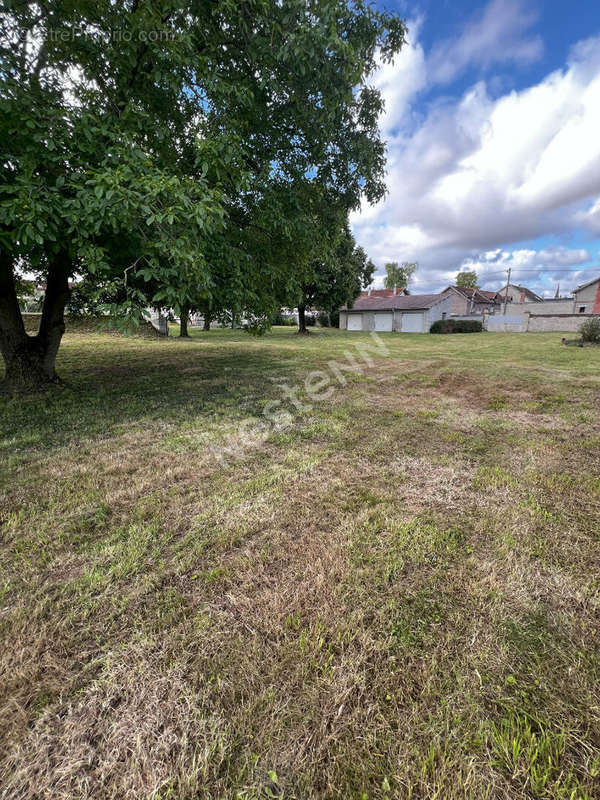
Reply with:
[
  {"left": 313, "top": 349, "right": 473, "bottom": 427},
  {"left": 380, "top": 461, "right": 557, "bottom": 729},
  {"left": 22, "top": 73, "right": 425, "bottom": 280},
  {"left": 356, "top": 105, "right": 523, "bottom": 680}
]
[{"left": 487, "top": 314, "right": 526, "bottom": 332}]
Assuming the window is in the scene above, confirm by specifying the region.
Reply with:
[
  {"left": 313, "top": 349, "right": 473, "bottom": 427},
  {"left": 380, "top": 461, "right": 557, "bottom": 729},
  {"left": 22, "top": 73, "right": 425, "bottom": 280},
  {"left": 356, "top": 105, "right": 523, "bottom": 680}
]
[{"left": 579, "top": 306, "right": 586, "bottom": 313}]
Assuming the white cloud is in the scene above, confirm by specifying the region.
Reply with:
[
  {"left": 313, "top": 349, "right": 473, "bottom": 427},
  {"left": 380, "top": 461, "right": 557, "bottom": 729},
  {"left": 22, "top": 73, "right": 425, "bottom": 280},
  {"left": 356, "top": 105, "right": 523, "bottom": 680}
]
[
  {"left": 428, "top": 0, "right": 543, "bottom": 85},
  {"left": 374, "top": 19, "right": 427, "bottom": 137},
  {"left": 455, "top": 248, "right": 593, "bottom": 296},
  {"left": 354, "top": 14, "right": 600, "bottom": 295}
]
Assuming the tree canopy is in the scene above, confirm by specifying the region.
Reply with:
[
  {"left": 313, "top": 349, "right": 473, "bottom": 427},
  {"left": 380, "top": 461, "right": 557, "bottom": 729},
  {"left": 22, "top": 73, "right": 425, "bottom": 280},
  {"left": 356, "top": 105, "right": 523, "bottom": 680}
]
[
  {"left": 383, "top": 262, "right": 417, "bottom": 291},
  {"left": 294, "top": 216, "right": 375, "bottom": 333},
  {"left": 0, "top": 0, "right": 406, "bottom": 390},
  {"left": 456, "top": 271, "right": 479, "bottom": 289}
]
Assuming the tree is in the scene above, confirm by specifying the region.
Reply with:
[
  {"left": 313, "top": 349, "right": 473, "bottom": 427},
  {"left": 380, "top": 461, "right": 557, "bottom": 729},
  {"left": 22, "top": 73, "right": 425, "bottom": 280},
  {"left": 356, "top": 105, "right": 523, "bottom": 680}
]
[
  {"left": 383, "top": 262, "right": 417, "bottom": 291},
  {"left": 296, "top": 222, "right": 375, "bottom": 334},
  {"left": 0, "top": 1, "right": 406, "bottom": 391},
  {"left": 456, "top": 271, "right": 479, "bottom": 289}
]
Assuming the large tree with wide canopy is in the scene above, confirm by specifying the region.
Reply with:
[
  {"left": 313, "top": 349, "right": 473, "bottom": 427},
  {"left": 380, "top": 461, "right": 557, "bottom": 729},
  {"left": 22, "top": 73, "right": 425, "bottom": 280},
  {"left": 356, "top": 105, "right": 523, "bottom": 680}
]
[{"left": 0, "top": 0, "right": 406, "bottom": 391}]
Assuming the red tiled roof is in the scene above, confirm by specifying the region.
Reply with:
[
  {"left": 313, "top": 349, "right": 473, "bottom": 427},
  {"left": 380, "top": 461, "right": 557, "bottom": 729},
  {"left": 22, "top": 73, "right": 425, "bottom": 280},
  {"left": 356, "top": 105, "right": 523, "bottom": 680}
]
[{"left": 477, "top": 290, "right": 500, "bottom": 300}]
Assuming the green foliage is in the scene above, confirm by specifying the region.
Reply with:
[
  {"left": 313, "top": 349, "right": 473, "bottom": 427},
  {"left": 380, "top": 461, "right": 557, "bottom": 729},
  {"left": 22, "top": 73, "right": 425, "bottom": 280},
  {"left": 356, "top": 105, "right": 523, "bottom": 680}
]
[
  {"left": 1, "top": 0, "right": 407, "bottom": 368},
  {"left": 295, "top": 220, "right": 375, "bottom": 322},
  {"left": 383, "top": 262, "right": 417, "bottom": 290},
  {"left": 15, "top": 278, "right": 41, "bottom": 312},
  {"left": 456, "top": 270, "right": 479, "bottom": 289},
  {"left": 430, "top": 319, "right": 483, "bottom": 334},
  {"left": 579, "top": 316, "right": 600, "bottom": 343},
  {"left": 270, "top": 310, "right": 294, "bottom": 326}
]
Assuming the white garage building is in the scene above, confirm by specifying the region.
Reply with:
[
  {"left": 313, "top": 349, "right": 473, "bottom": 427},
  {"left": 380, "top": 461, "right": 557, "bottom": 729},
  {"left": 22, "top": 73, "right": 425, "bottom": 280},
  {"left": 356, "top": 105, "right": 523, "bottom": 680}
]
[{"left": 339, "top": 293, "right": 452, "bottom": 333}]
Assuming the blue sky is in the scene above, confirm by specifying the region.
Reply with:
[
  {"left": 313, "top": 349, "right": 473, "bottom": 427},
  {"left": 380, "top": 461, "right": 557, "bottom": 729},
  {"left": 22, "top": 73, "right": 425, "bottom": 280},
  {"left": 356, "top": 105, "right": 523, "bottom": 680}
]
[{"left": 352, "top": 0, "right": 600, "bottom": 296}]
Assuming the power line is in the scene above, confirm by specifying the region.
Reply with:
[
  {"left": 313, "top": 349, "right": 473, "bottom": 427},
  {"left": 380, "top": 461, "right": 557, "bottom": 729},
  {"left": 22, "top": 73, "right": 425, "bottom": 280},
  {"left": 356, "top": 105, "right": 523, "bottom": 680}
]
[
  {"left": 479, "top": 266, "right": 599, "bottom": 274},
  {"left": 431, "top": 266, "right": 600, "bottom": 278}
]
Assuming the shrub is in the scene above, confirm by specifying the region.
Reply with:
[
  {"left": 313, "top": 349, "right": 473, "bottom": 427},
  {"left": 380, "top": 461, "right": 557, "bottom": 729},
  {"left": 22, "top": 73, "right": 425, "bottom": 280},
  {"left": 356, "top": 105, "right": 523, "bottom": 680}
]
[
  {"left": 430, "top": 319, "right": 483, "bottom": 334},
  {"left": 579, "top": 316, "right": 600, "bottom": 343},
  {"left": 316, "top": 311, "right": 331, "bottom": 327},
  {"left": 271, "top": 311, "right": 296, "bottom": 326},
  {"left": 271, "top": 310, "right": 287, "bottom": 326},
  {"left": 329, "top": 309, "right": 340, "bottom": 328}
]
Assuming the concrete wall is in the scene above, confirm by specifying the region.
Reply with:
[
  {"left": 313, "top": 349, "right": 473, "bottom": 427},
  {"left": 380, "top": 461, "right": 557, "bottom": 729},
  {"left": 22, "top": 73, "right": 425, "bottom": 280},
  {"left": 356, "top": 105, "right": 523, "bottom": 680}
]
[
  {"left": 442, "top": 290, "right": 469, "bottom": 315},
  {"left": 574, "top": 281, "right": 599, "bottom": 302},
  {"left": 451, "top": 314, "right": 485, "bottom": 322},
  {"left": 428, "top": 295, "right": 453, "bottom": 328},
  {"left": 573, "top": 280, "right": 600, "bottom": 314},
  {"left": 487, "top": 314, "right": 526, "bottom": 332},
  {"left": 487, "top": 312, "right": 597, "bottom": 333},
  {"left": 524, "top": 299, "right": 575, "bottom": 315},
  {"left": 527, "top": 314, "right": 595, "bottom": 333}
]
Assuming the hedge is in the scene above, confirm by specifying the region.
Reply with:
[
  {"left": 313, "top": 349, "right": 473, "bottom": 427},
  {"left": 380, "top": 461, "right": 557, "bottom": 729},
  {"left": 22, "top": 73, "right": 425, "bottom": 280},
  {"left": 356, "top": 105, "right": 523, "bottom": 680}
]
[{"left": 430, "top": 319, "right": 483, "bottom": 334}]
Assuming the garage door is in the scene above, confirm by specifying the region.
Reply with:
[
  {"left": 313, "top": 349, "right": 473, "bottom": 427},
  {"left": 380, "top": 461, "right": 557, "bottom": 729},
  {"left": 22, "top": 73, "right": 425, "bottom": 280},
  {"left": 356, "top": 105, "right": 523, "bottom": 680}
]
[
  {"left": 347, "top": 313, "right": 363, "bottom": 331},
  {"left": 374, "top": 313, "right": 393, "bottom": 332},
  {"left": 401, "top": 313, "right": 424, "bottom": 333}
]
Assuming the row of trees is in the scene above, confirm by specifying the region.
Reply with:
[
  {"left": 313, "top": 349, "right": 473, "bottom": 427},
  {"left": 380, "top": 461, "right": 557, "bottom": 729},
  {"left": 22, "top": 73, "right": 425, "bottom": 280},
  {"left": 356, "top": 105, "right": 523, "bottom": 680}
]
[{"left": 0, "top": 1, "right": 406, "bottom": 391}]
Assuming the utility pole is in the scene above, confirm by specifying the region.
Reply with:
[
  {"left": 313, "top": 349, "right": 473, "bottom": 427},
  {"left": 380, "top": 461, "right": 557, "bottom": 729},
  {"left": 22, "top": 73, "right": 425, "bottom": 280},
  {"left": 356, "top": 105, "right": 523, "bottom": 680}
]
[{"left": 503, "top": 267, "right": 511, "bottom": 315}]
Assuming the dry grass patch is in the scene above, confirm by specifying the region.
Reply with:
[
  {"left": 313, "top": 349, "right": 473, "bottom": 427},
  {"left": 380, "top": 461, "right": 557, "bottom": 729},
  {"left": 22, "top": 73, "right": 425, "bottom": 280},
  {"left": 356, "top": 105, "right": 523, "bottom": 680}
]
[{"left": 2, "top": 329, "right": 600, "bottom": 798}]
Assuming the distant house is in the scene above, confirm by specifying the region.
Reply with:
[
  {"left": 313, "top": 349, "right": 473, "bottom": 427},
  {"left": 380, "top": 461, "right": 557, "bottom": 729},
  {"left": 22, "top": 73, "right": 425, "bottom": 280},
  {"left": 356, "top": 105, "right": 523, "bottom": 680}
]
[
  {"left": 441, "top": 286, "right": 503, "bottom": 315},
  {"left": 500, "top": 284, "right": 543, "bottom": 304},
  {"left": 339, "top": 293, "right": 452, "bottom": 333},
  {"left": 573, "top": 276, "right": 600, "bottom": 314}
]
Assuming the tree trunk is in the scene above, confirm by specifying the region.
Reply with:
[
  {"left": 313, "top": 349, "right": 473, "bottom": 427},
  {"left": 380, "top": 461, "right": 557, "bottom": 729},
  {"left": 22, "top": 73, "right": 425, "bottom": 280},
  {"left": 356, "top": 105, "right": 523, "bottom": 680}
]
[
  {"left": 297, "top": 304, "right": 308, "bottom": 334},
  {"left": 179, "top": 302, "right": 190, "bottom": 337},
  {"left": 0, "top": 252, "right": 70, "bottom": 393},
  {"left": 203, "top": 313, "right": 211, "bottom": 331}
]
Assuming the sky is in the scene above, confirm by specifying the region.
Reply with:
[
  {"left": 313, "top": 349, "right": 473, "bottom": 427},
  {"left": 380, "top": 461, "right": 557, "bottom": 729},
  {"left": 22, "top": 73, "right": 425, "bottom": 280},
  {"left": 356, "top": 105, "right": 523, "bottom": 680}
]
[{"left": 352, "top": 0, "right": 600, "bottom": 296}]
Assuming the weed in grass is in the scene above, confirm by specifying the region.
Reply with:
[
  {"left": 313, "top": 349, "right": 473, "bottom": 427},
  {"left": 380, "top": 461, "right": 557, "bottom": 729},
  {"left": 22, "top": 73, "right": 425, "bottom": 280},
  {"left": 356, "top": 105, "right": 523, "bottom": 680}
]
[
  {"left": 491, "top": 710, "right": 598, "bottom": 799},
  {"left": 487, "top": 395, "right": 510, "bottom": 410}
]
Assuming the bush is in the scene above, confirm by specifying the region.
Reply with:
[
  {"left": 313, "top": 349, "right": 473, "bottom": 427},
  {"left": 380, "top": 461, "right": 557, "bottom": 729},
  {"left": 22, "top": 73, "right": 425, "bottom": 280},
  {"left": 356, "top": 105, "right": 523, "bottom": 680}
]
[
  {"left": 271, "top": 311, "right": 296, "bottom": 326},
  {"left": 579, "top": 316, "right": 600, "bottom": 343},
  {"left": 329, "top": 309, "right": 340, "bottom": 328},
  {"left": 430, "top": 319, "right": 483, "bottom": 334},
  {"left": 305, "top": 315, "right": 316, "bottom": 327},
  {"left": 316, "top": 311, "right": 331, "bottom": 327}
]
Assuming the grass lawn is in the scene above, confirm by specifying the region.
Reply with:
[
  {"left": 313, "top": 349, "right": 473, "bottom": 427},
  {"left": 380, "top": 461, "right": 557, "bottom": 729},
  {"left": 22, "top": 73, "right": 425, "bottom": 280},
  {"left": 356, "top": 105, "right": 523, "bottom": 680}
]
[{"left": 1, "top": 326, "right": 600, "bottom": 799}]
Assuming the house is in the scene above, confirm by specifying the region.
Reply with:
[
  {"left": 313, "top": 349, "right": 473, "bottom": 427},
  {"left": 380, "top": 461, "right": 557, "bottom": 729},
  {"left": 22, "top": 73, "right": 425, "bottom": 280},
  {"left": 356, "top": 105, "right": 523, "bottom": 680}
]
[
  {"left": 441, "top": 286, "right": 503, "bottom": 315},
  {"left": 339, "top": 293, "right": 452, "bottom": 333},
  {"left": 573, "top": 276, "right": 600, "bottom": 315},
  {"left": 500, "top": 284, "right": 543, "bottom": 304}
]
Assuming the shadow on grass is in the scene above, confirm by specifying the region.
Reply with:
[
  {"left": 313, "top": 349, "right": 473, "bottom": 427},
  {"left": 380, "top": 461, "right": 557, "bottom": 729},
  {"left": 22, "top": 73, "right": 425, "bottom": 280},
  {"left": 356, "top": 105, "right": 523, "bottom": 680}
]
[{"left": 0, "top": 334, "right": 304, "bottom": 461}]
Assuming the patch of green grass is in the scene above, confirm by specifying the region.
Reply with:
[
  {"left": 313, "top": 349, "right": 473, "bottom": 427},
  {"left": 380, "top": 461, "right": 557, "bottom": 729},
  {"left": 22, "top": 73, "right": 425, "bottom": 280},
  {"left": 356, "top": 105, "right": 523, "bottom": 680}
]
[{"left": 490, "top": 710, "right": 599, "bottom": 799}]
